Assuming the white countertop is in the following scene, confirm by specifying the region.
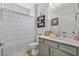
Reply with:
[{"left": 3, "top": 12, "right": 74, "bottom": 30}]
[{"left": 38, "top": 36, "right": 79, "bottom": 47}]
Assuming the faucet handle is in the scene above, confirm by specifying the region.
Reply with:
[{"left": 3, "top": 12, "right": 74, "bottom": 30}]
[
  {"left": 72, "top": 31, "right": 75, "bottom": 34},
  {"left": 63, "top": 32, "right": 66, "bottom": 34},
  {"left": 62, "top": 32, "right": 66, "bottom": 37}
]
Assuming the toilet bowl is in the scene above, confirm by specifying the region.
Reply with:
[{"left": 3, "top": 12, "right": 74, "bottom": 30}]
[{"left": 29, "top": 42, "right": 39, "bottom": 55}]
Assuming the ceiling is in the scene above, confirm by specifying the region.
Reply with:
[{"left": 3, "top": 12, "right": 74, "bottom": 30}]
[
  {"left": 17, "top": 3, "right": 49, "bottom": 16},
  {"left": 17, "top": 3, "right": 36, "bottom": 9},
  {"left": 16, "top": 3, "right": 63, "bottom": 16}
]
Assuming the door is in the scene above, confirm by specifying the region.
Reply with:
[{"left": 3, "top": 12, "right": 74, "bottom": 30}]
[{"left": 39, "top": 43, "right": 49, "bottom": 56}]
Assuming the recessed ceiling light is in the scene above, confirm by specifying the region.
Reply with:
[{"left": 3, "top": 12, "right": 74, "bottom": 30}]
[
  {"left": 49, "top": 3, "right": 52, "bottom": 6},
  {"left": 49, "top": 3, "right": 62, "bottom": 9}
]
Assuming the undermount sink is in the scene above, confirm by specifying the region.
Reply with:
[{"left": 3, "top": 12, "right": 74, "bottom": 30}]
[
  {"left": 50, "top": 36, "right": 63, "bottom": 40},
  {"left": 50, "top": 35, "right": 73, "bottom": 40},
  {"left": 63, "top": 37, "right": 72, "bottom": 40}
]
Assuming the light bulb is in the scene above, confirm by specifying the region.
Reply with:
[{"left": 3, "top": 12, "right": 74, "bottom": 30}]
[{"left": 49, "top": 3, "right": 52, "bottom": 6}]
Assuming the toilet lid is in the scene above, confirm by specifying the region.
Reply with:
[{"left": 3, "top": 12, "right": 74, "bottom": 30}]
[{"left": 29, "top": 42, "right": 39, "bottom": 47}]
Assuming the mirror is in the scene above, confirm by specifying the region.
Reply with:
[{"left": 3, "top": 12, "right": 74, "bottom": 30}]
[
  {"left": 77, "top": 14, "right": 79, "bottom": 34},
  {"left": 61, "top": 14, "right": 76, "bottom": 36}
]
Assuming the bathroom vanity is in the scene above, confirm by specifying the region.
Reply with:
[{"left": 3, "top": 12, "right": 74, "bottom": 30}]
[
  {"left": 0, "top": 43, "right": 3, "bottom": 56},
  {"left": 38, "top": 36, "right": 79, "bottom": 56},
  {"left": 38, "top": 13, "right": 79, "bottom": 56}
]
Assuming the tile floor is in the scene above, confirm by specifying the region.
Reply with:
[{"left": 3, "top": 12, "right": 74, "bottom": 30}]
[{"left": 16, "top": 51, "right": 29, "bottom": 56}]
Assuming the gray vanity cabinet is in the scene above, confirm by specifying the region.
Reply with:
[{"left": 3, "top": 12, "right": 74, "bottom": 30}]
[
  {"left": 0, "top": 47, "right": 1, "bottom": 56},
  {"left": 39, "top": 43, "right": 49, "bottom": 56},
  {"left": 38, "top": 37, "right": 79, "bottom": 56},
  {"left": 58, "top": 43, "right": 77, "bottom": 55},
  {"left": 50, "top": 47, "right": 70, "bottom": 56}
]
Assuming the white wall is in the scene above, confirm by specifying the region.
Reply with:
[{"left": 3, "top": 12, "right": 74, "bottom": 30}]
[
  {"left": 47, "top": 3, "right": 77, "bottom": 35},
  {"left": 36, "top": 3, "right": 49, "bottom": 35},
  {"left": 48, "top": 3, "right": 76, "bottom": 19}
]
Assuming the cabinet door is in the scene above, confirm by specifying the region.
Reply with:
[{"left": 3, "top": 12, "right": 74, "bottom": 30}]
[
  {"left": 39, "top": 43, "right": 49, "bottom": 56},
  {"left": 0, "top": 48, "right": 1, "bottom": 56},
  {"left": 0, "top": 47, "right": 2, "bottom": 56},
  {"left": 50, "top": 48, "right": 70, "bottom": 56}
]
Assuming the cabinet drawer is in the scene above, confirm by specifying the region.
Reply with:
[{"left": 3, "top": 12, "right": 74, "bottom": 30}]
[
  {"left": 50, "top": 47, "right": 70, "bottom": 56},
  {"left": 53, "top": 49, "right": 70, "bottom": 56},
  {"left": 39, "top": 38, "right": 44, "bottom": 43},
  {"left": 59, "top": 44, "right": 76, "bottom": 55},
  {"left": 44, "top": 40, "right": 57, "bottom": 48}
]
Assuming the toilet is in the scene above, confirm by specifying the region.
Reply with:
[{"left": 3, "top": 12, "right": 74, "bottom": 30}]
[{"left": 29, "top": 42, "right": 39, "bottom": 55}]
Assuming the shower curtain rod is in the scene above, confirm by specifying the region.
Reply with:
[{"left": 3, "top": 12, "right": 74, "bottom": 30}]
[{"left": 2, "top": 8, "right": 30, "bottom": 16}]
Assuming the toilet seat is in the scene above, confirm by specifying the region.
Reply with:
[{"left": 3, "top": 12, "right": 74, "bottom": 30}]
[{"left": 29, "top": 42, "right": 39, "bottom": 48}]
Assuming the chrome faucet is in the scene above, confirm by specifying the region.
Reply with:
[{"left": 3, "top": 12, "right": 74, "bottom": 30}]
[{"left": 63, "top": 32, "right": 66, "bottom": 37}]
